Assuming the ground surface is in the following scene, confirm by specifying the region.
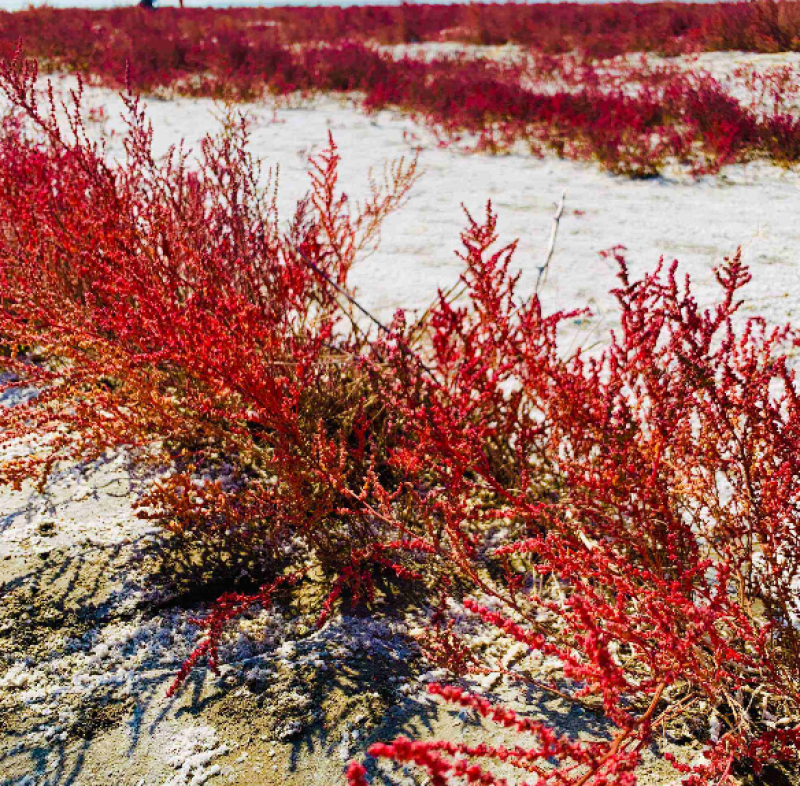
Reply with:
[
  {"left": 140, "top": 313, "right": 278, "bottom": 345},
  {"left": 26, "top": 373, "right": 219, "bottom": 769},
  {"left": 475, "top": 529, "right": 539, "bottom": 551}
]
[
  {"left": 3, "top": 52, "right": 800, "bottom": 785},
  {"left": 0, "top": 443, "right": 702, "bottom": 786}
]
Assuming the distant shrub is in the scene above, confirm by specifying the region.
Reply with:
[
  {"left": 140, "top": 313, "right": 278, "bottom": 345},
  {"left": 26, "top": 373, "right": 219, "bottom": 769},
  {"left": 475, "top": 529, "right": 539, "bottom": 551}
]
[
  {"left": 8, "top": 2, "right": 800, "bottom": 58},
  {"left": 4, "top": 3, "right": 800, "bottom": 175}
]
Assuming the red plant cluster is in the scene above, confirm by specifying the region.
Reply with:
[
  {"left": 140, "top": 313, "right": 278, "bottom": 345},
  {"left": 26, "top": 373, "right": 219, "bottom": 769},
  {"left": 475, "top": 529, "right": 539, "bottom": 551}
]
[
  {"left": 353, "top": 52, "right": 800, "bottom": 175},
  {"left": 4, "top": 5, "right": 800, "bottom": 174},
  {"left": 0, "top": 55, "right": 798, "bottom": 784},
  {"left": 341, "top": 213, "right": 800, "bottom": 782},
  {"left": 6, "top": 35, "right": 800, "bottom": 176},
  {"left": 7, "top": 2, "right": 800, "bottom": 59}
]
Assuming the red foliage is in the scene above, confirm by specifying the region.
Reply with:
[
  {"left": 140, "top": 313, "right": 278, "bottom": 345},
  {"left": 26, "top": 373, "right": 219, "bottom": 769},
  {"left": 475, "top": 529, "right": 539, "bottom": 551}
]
[
  {"left": 166, "top": 574, "right": 296, "bottom": 697},
  {"left": 6, "top": 2, "right": 800, "bottom": 59},
  {"left": 0, "top": 53, "right": 798, "bottom": 784},
  {"left": 348, "top": 214, "right": 800, "bottom": 783},
  {"left": 3, "top": 4, "right": 800, "bottom": 174}
]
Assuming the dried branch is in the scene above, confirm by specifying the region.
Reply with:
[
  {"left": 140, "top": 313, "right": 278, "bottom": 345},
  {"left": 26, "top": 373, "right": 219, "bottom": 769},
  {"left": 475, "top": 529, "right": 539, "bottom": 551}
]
[{"left": 534, "top": 189, "right": 566, "bottom": 295}]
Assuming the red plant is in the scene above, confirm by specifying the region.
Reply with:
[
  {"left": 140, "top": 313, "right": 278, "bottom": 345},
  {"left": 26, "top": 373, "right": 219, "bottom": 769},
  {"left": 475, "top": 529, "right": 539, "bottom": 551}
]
[
  {"left": 3, "top": 5, "right": 800, "bottom": 174},
  {"left": 345, "top": 212, "right": 800, "bottom": 783},
  {"left": 166, "top": 574, "right": 297, "bottom": 697},
  {"left": 0, "top": 53, "right": 798, "bottom": 785},
  {"left": 0, "top": 52, "right": 422, "bottom": 583},
  {"left": 7, "top": 2, "right": 800, "bottom": 61}
]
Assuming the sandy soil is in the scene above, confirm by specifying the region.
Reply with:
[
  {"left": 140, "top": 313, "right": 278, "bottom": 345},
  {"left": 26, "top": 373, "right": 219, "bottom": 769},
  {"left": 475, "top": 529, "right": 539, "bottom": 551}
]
[{"left": 3, "top": 53, "right": 800, "bottom": 785}]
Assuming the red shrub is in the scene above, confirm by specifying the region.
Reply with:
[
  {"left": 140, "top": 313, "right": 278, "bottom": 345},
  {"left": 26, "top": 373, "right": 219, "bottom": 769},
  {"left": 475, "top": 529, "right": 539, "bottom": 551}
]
[
  {"left": 347, "top": 211, "right": 800, "bottom": 783},
  {"left": 6, "top": 2, "right": 800, "bottom": 59},
  {"left": 0, "top": 54, "right": 798, "bottom": 784},
  {"left": 0, "top": 53, "right": 423, "bottom": 580},
  {"left": 4, "top": 5, "right": 800, "bottom": 174}
]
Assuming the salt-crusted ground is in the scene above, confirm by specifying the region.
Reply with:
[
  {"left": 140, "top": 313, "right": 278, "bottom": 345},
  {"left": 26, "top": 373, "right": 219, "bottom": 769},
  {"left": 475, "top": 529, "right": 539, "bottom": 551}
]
[
  {"left": 3, "top": 52, "right": 800, "bottom": 785},
  {"left": 0, "top": 443, "right": 703, "bottom": 786}
]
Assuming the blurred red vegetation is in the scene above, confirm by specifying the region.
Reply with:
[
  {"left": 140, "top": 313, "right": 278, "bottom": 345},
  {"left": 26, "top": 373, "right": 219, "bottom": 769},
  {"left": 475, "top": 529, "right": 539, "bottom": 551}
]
[
  {"left": 7, "top": 1, "right": 800, "bottom": 58},
  {"left": 4, "top": 5, "right": 800, "bottom": 174},
  {"left": 0, "top": 51, "right": 798, "bottom": 785}
]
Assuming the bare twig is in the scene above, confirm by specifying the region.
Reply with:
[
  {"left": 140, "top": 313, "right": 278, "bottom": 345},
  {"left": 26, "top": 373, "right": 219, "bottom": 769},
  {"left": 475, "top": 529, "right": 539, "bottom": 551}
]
[
  {"left": 534, "top": 189, "right": 566, "bottom": 295},
  {"left": 296, "top": 248, "right": 437, "bottom": 380},
  {"left": 297, "top": 248, "right": 390, "bottom": 337}
]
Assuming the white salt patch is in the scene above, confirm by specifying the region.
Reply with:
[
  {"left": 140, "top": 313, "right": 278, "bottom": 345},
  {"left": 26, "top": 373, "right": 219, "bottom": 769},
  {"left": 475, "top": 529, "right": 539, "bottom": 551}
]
[
  {"left": 163, "top": 726, "right": 228, "bottom": 786},
  {"left": 0, "top": 666, "right": 30, "bottom": 689}
]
